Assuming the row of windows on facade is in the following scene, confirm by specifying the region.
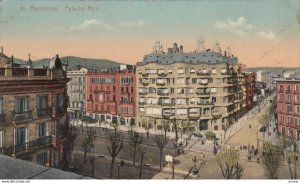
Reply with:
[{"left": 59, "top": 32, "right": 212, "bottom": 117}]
[
  {"left": 0, "top": 120, "right": 61, "bottom": 148},
  {"left": 140, "top": 68, "right": 229, "bottom": 75},
  {"left": 278, "top": 94, "right": 300, "bottom": 103},
  {"left": 89, "top": 94, "right": 134, "bottom": 103},
  {"left": 138, "top": 86, "right": 241, "bottom": 95},
  {"left": 279, "top": 104, "right": 300, "bottom": 113},
  {"left": 0, "top": 95, "right": 64, "bottom": 114},
  {"left": 279, "top": 84, "right": 300, "bottom": 92},
  {"left": 279, "top": 115, "right": 300, "bottom": 126},
  {"left": 69, "top": 93, "right": 86, "bottom": 100},
  {"left": 89, "top": 77, "right": 134, "bottom": 84},
  {"left": 89, "top": 86, "right": 134, "bottom": 93},
  {"left": 69, "top": 77, "right": 86, "bottom": 84},
  {"left": 279, "top": 126, "right": 300, "bottom": 141},
  {"left": 142, "top": 95, "right": 240, "bottom": 105},
  {"left": 69, "top": 101, "right": 84, "bottom": 109},
  {"left": 138, "top": 105, "right": 240, "bottom": 115},
  {"left": 91, "top": 105, "right": 134, "bottom": 114},
  {"left": 139, "top": 77, "right": 244, "bottom": 84},
  {"left": 138, "top": 107, "right": 211, "bottom": 115},
  {"left": 68, "top": 85, "right": 85, "bottom": 92}
]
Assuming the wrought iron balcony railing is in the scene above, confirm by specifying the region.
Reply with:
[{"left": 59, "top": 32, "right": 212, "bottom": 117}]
[{"left": 12, "top": 110, "right": 33, "bottom": 123}]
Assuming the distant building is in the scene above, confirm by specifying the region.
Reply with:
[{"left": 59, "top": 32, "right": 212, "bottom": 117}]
[
  {"left": 0, "top": 49, "right": 69, "bottom": 168},
  {"left": 256, "top": 70, "right": 271, "bottom": 95},
  {"left": 283, "top": 70, "right": 297, "bottom": 79},
  {"left": 67, "top": 67, "right": 88, "bottom": 118},
  {"left": 276, "top": 75, "right": 300, "bottom": 140},
  {"left": 245, "top": 72, "right": 256, "bottom": 109},
  {"left": 270, "top": 73, "right": 280, "bottom": 93},
  {"left": 86, "top": 66, "right": 136, "bottom": 126},
  {"left": 136, "top": 40, "right": 249, "bottom": 135}
]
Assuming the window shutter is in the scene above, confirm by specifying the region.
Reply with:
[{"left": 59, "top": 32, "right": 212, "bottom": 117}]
[
  {"left": 46, "top": 123, "right": 49, "bottom": 136},
  {"left": 36, "top": 123, "right": 39, "bottom": 139},
  {"left": 26, "top": 127, "right": 28, "bottom": 143},
  {"left": 0, "top": 131, "right": 3, "bottom": 147},
  {"left": 14, "top": 129, "right": 16, "bottom": 145}
]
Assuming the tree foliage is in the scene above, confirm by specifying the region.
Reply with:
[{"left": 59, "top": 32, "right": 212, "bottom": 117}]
[
  {"left": 261, "top": 141, "right": 283, "bottom": 179},
  {"left": 216, "top": 147, "right": 244, "bottom": 179},
  {"left": 154, "top": 134, "right": 169, "bottom": 170},
  {"left": 81, "top": 128, "right": 96, "bottom": 175},
  {"left": 106, "top": 121, "right": 123, "bottom": 178},
  {"left": 129, "top": 131, "right": 143, "bottom": 166}
]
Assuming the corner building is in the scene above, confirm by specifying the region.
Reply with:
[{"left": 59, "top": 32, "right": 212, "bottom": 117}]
[
  {"left": 0, "top": 51, "right": 69, "bottom": 168},
  {"left": 276, "top": 77, "right": 300, "bottom": 140},
  {"left": 136, "top": 41, "right": 248, "bottom": 135}
]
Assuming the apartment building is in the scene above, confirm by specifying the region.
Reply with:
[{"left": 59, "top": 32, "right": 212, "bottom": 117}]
[
  {"left": 67, "top": 67, "right": 88, "bottom": 118},
  {"left": 276, "top": 76, "right": 300, "bottom": 140},
  {"left": 0, "top": 51, "right": 69, "bottom": 168},
  {"left": 136, "top": 41, "right": 248, "bottom": 135},
  {"left": 86, "top": 65, "right": 136, "bottom": 126}
]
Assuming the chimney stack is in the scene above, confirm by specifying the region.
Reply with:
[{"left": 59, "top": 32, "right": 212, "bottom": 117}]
[{"left": 11, "top": 55, "right": 14, "bottom": 67}]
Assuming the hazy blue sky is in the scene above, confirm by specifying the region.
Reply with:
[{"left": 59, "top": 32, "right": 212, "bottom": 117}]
[{"left": 0, "top": 0, "right": 299, "bottom": 67}]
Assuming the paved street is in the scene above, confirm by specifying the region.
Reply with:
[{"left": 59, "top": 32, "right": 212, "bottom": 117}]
[{"left": 226, "top": 101, "right": 272, "bottom": 148}]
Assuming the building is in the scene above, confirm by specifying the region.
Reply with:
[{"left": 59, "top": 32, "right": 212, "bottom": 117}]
[
  {"left": 67, "top": 67, "right": 88, "bottom": 118},
  {"left": 256, "top": 70, "right": 271, "bottom": 95},
  {"left": 0, "top": 50, "right": 69, "bottom": 168},
  {"left": 86, "top": 65, "right": 136, "bottom": 126},
  {"left": 136, "top": 40, "right": 248, "bottom": 136},
  {"left": 283, "top": 70, "right": 297, "bottom": 79},
  {"left": 276, "top": 75, "right": 300, "bottom": 140},
  {"left": 245, "top": 72, "right": 256, "bottom": 109}
]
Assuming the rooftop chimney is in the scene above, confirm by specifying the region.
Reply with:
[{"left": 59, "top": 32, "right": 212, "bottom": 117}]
[
  {"left": 196, "top": 37, "right": 205, "bottom": 53},
  {"left": 11, "top": 55, "right": 14, "bottom": 66},
  {"left": 212, "top": 41, "right": 221, "bottom": 53},
  {"left": 179, "top": 45, "right": 183, "bottom": 53}
]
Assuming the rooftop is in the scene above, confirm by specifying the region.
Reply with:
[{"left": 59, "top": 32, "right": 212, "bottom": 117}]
[
  {"left": 139, "top": 40, "right": 238, "bottom": 65},
  {"left": 0, "top": 154, "right": 92, "bottom": 179}
]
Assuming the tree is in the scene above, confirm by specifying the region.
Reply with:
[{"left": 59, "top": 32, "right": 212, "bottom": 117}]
[
  {"left": 171, "top": 118, "right": 179, "bottom": 154},
  {"left": 129, "top": 118, "right": 136, "bottom": 132},
  {"left": 67, "top": 124, "right": 79, "bottom": 152},
  {"left": 162, "top": 117, "right": 170, "bottom": 142},
  {"left": 129, "top": 131, "right": 143, "bottom": 166},
  {"left": 106, "top": 119, "right": 123, "bottom": 178},
  {"left": 283, "top": 136, "right": 298, "bottom": 179},
  {"left": 141, "top": 118, "right": 150, "bottom": 139},
  {"left": 259, "top": 113, "right": 270, "bottom": 139},
  {"left": 138, "top": 146, "right": 146, "bottom": 179},
  {"left": 81, "top": 128, "right": 96, "bottom": 176},
  {"left": 154, "top": 134, "right": 169, "bottom": 170},
  {"left": 222, "top": 120, "right": 231, "bottom": 143},
  {"left": 261, "top": 141, "right": 283, "bottom": 179},
  {"left": 216, "top": 147, "right": 244, "bottom": 179}
]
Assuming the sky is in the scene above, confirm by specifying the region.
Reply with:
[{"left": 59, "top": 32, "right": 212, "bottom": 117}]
[{"left": 0, "top": 0, "right": 300, "bottom": 67}]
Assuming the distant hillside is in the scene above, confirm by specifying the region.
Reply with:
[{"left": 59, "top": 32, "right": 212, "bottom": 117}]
[
  {"left": 33, "top": 56, "right": 123, "bottom": 70},
  {"left": 247, "top": 67, "right": 300, "bottom": 75}
]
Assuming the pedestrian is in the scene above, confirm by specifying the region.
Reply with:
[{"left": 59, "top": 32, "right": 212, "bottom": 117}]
[
  {"left": 249, "top": 124, "right": 251, "bottom": 129},
  {"left": 257, "top": 158, "right": 260, "bottom": 164}
]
